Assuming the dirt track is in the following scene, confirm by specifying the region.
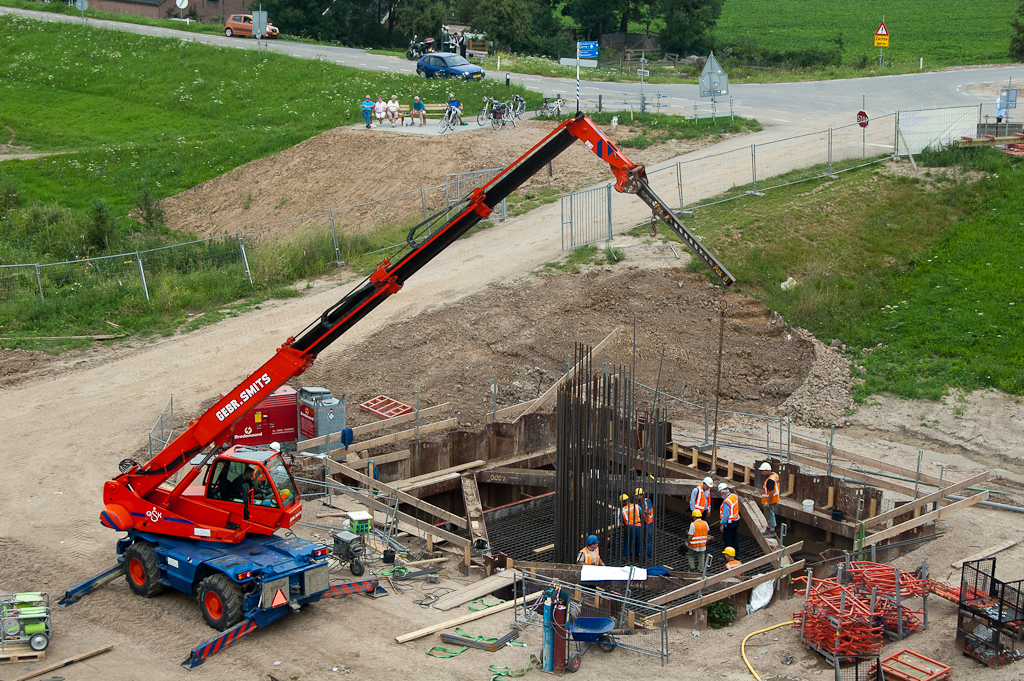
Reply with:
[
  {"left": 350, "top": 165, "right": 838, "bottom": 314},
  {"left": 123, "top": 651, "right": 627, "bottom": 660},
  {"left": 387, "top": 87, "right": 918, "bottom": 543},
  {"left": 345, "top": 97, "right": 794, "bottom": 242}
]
[{"left": 3, "top": 121, "right": 1024, "bottom": 681}]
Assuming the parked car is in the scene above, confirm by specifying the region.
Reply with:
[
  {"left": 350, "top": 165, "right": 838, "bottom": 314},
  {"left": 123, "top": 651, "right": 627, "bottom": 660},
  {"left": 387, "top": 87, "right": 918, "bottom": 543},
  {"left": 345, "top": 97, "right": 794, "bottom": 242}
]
[
  {"left": 224, "top": 14, "right": 279, "bottom": 38},
  {"left": 416, "top": 52, "right": 485, "bottom": 80}
]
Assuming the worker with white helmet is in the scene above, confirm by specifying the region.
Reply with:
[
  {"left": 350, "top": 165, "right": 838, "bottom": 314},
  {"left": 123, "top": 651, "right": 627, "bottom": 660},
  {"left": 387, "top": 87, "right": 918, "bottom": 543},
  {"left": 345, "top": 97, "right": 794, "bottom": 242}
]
[
  {"left": 759, "top": 461, "right": 780, "bottom": 535},
  {"left": 683, "top": 510, "right": 710, "bottom": 572},
  {"left": 718, "top": 482, "right": 740, "bottom": 555},
  {"left": 690, "top": 477, "right": 713, "bottom": 515},
  {"left": 619, "top": 493, "right": 643, "bottom": 560},
  {"left": 577, "top": 534, "right": 606, "bottom": 566}
]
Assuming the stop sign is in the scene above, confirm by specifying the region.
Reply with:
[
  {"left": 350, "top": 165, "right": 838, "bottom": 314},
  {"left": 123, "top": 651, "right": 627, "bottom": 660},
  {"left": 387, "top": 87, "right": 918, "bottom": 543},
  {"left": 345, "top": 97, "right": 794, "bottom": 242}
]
[{"left": 857, "top": 111, "right": 869, "bottom": 128}]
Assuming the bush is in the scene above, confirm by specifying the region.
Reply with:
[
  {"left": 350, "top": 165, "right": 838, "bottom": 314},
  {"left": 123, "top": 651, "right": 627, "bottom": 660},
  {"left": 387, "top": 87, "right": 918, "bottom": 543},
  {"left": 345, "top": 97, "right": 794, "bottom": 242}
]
[
  {"left": 133, "top": 185, "right": 166, "bottom": 231},
  {"left": 708, "top": 599, "right": 736, "bottom": 628},
  {"left": 86, "top": 199, "right": 116, "bottom": 252}
]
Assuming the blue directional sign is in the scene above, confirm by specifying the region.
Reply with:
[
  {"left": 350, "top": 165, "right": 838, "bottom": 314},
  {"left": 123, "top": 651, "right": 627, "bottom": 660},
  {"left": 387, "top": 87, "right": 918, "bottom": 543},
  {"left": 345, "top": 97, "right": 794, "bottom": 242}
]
[{"left": 578, "top": 41, "right": 598, "bottom": 58}]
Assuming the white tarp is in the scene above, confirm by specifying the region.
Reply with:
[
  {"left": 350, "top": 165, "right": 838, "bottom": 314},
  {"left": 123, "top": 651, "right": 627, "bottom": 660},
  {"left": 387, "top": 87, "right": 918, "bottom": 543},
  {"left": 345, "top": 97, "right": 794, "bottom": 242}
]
[
  {"left": 746, "top": 580, "right": 774, "bottom": 614},
  {"left": 580, "top": 565, "right": 648, "bottom": 581}
]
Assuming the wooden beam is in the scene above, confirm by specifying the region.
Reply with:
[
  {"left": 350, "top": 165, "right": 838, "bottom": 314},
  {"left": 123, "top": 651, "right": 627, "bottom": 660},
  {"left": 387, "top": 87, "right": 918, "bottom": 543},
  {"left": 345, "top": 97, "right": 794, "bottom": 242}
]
[
  {"left": 952, "top": 540, "right": 1018, "bottom": 570},
  {"left": 480, "top": 468, "right": 557, "bottom": 487},
  {"left": 738, "top": 498, "right": 775, "bottom": 556},
  {"left": 866, "top": 471, "right": 991, "bottom": 528},
  {"left": 396, "top": 591, "right": 542, "bottom": 643},
  {"left": 295, "top": 404, "right": 452, "bottom": 451},
  {"left": 345, "top": 418, "right": 458, "bottom": 454},
  {"left": 479, "top": 448, "right": 556, "bottom": 472},
  {"left": 792, "top": 435, "right": 945, "bottom": 487},
  {"left": 785, "top": 450, "right": 919, "bottom": 497},
  {"left": 345, "top": 449, "right": 411, "bottom": 469},
  {"left": 461, "top": 473, "right": 490, "bottom": 547},
  {"left": 515, "top": 327, "right": 618, "bottom": 421},
  {"left": 393, "top": 460, "right": 486, "bottom": 490},
  {"left": 325, "top": 459, "right": 467, "bottom": 529},
  {"left": 862, "top": 492, "right": 989, "bottom": 546},
  {"left": 431, "top": 571, "right": 514, "bottom": 611},
  {"left": 12, "top": 645, "right": 114, "bottom": 681},
  {"left": 494, "top": 399, "right": 539, "bottom": 420},
  {"left": 334, "top": 485, "right": 471, "bottom": 548},
  {"left": 648, "top": 542, "right": 803, "bottom": 606},
  {"left": 664, "top": 561, "right": 805, "bottom": 618}
]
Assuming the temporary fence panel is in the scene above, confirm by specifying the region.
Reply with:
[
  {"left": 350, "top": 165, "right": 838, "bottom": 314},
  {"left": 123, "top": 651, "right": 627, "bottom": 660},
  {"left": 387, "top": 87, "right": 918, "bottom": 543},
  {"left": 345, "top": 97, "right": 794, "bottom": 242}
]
[
  {"left": 831, "top": 114, "right": 897, "bottom": 172},
  {"left": 561, "top": 184, "right": 612, "bottom": 249},
  {"left": 445, "top": 167, "right": 506, "bottom": 220},
  {"left": 148, "top": 394, "right": 174, "bottom": 458},
  {"left": 0, "top": 263, "right": 43, "bottom": 305},
  {"left": 678, "top": 145, "right": 753, "bottom": 209},
  {"left": 38, "top": 251, "right": 148, "bottom": 302},
  {"left": 896, "top": 105, "right": 979, "bottom": 156},
  {"left": 753, "top": 129, "right": 831, "bottom": 191}
]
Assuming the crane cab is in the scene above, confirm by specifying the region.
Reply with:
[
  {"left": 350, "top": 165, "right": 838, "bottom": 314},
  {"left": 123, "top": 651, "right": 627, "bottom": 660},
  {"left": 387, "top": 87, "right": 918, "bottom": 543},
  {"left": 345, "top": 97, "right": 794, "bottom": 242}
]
[{"left": 197, "top": 446, "right": 303, "bottom": 529}]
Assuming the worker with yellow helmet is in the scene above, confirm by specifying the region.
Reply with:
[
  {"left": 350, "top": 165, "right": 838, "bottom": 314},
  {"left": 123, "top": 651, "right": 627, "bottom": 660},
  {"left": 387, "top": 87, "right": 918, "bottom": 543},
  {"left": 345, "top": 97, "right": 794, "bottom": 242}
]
[
  {"left": 619, "top": 493, "right": 643, "bottom": 560},
  {"left": 723, "top": 546, "right": 742, "bottom": 571},
  {"left": 682, "top": 509, "right": 710, "bottom": 572},
  {"left": 634, "top": 487, "right": 654, "bottom": 559}
]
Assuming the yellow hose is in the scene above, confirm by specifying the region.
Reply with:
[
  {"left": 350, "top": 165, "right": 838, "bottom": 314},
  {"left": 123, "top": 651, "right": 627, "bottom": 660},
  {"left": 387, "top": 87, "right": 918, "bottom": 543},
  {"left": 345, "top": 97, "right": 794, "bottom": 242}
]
[{"left": 741, "top": 620, "right": 796, "bottom": 681}]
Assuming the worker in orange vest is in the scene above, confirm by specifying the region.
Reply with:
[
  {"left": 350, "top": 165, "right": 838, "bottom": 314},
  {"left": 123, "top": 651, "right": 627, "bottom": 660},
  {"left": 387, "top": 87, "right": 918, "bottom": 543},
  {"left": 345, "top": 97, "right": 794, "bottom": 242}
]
[
  {"left": 718, "top": 482, "right": 740, "bottom": 554},
  {"left": 760, "top": 461, "right": 780, "bottom": 535},
  {"left": 619, "top": 493, "right": 642, "bottom": 560},
  {"left": 690, "top": 476, "right": 713, "bottom": 515},
  {"left": 635, "top": 487, "right": 654, "bottom": 559},
  {"left": 723, "top": 546, "right": 742, "bottom": 571},
  {"left": 683, "top": 510, "right": 710, "bottom": 572},
  {"left": 577, "top": 534, "right": 605, "bottom": 566}
]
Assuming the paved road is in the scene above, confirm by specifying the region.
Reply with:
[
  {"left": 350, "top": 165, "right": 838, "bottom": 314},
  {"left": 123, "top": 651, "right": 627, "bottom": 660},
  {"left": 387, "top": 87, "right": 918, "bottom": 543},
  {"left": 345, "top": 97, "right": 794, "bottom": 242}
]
[{"left": 5, "top": 5, "right": 1022, "bottom": 125}]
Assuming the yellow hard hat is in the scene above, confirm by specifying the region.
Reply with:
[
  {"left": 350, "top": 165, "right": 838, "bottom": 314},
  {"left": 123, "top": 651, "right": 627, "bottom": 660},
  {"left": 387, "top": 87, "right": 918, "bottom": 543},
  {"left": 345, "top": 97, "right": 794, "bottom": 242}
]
[
  {"left": 691, "top": 510, "right": 702, "bottom": 518},
  {"left": 723, "top": 547, "right": 736, "bottom": 557},
  {"left": 634, "top": 487, "right": 644, "bottom": 496},
  {"left": 619, "top": 494, "right": 630, "bottom": 502}
]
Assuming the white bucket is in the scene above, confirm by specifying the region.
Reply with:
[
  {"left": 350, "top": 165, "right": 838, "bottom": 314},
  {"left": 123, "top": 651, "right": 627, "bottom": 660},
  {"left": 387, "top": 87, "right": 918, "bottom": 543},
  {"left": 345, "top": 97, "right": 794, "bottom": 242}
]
[{"left": 802, "top": 499, "right": 814, "bottom": 513}]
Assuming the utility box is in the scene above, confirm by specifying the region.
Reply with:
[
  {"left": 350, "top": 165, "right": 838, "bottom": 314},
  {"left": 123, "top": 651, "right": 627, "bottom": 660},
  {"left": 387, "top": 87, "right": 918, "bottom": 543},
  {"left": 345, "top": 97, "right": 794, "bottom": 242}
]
[
  {"left": 297, "top": 387, "right": 345, "bottom": 455},
  {"left": 226, "top": 386, "right": 298, "bottom": 447}
]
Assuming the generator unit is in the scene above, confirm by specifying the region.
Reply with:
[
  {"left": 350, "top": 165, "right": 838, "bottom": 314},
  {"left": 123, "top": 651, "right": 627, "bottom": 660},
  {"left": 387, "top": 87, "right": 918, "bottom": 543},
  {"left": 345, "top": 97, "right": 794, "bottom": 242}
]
[
  {"left": 297, "top": 387, "right": 345, "bottom": 455},
  {"left": 225, "top": 385, "right": 298, "bottom": 447}
]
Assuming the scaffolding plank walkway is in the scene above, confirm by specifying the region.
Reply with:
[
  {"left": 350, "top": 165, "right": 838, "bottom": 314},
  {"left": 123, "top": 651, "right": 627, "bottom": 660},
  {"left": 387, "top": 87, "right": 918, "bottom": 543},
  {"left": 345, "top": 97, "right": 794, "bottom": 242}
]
[
  {"left": 396, "top": 591, "right": 542, "bottom": 643},
  {"left": 461, "top": 473, "right": 490, "bottom": 549},
  {"left": 431, "top": 571, "right": 514, "bottom": 611},
  {"left": 862, "top": 492, "right": 989, "bottom": 546}
]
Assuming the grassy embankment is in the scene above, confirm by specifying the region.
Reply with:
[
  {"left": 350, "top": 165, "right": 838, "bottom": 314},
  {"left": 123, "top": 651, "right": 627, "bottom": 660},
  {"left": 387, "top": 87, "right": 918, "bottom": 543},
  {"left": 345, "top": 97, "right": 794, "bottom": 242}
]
[{"left": 651, "top": 147, "right": 1023, "bottom": 400}]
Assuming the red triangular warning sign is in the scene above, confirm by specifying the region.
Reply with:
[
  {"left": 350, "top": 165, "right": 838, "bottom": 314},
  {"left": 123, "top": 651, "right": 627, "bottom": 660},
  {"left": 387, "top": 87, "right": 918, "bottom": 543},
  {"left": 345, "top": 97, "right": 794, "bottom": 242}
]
[
  {"left": 876, "top": 22, "right": 888, "bottom": 36},
  {"left": 271, "top": 589, "right": 287, "bottom": 608}
]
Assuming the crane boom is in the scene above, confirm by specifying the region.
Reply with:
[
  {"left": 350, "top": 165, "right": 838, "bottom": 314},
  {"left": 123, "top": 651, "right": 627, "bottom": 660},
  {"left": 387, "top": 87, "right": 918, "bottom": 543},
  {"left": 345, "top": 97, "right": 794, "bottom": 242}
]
[{"left": 102, "top": 114, "right": 733, "bottom": 543}]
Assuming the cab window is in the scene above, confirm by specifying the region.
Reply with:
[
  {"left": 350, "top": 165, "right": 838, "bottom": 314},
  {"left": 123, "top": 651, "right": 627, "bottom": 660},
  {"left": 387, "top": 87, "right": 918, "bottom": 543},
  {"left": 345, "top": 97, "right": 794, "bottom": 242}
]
[{"left": 207, "top": 461, "right": 279, "bottom": 508}]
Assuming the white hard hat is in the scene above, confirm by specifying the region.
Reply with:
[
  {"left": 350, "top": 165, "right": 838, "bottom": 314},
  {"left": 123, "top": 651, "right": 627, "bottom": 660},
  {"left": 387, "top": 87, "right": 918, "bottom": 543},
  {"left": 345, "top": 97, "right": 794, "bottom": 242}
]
[
  {"left": 717, "top": 483, "right": 729, "bottom": 492},
  {"left": 759, "top": 462, "right": 772, "bottom": 471},
  {"left": 270, "top": 442, "right": 281, "bottom": 452},
  {"left": 703, "top": 477, "right": 713, "bottom": 487}
]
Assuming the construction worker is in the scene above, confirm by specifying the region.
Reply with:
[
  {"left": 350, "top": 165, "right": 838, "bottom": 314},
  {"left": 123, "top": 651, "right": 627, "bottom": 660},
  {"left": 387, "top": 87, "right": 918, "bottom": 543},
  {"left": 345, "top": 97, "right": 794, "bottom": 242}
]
[
  {"left": 690, "top": 476, "right": 713, "bottom": 515},
  {"left": 619, "top": 493, "right": 642, "bottom": 560},
  {"left": 635, "top": 487, "right": 654, "bottom": 558},
  {"left": 723, "top": 546, "right": 742, "bottom": 571},
  {"left": 760, "top": 461, "right": 780, "bottom": 535},
  {"left": 719, "top": 482, "right": 740, "bottom": 555},
  {"left": 577, "top": 534, "right": 606, "bottom": 566},
  {"left": 684, "top": 510, "right": 710, "bottom": 572}
]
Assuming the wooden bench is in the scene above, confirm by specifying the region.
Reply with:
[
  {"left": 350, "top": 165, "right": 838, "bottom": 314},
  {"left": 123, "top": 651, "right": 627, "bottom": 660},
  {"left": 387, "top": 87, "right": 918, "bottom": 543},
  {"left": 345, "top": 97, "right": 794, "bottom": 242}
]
[{"left": 397, "top": 103, "right": 449, "bottom": 120}]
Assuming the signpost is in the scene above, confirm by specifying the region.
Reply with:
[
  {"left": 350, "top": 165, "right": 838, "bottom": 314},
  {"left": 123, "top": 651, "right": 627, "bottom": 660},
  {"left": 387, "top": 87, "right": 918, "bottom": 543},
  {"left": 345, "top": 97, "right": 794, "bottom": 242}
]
[
  {"left": 576, "top": 41, "right": 598, "bottom": 112},
  {"left": 74, "top": 0, "right": 87, "bottom": 23},
  {"left": 698, "top": 52, "right": 728, "bottom": 123},
  {"left": 874, "top": 20, "right": 889, "bottom": 74},
  {"left": 856, "top": 111, "right": 869, "bottom": 128},
  {"left": 175, "top": 0, "right": 188, "bottom": 20}
]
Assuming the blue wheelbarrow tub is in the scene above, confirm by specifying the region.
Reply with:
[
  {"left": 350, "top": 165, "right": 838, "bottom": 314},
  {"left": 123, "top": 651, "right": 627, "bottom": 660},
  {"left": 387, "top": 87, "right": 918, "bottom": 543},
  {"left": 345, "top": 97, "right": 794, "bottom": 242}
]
[{"left": 569, "top": 616, "right": 616, "bottom": 642}]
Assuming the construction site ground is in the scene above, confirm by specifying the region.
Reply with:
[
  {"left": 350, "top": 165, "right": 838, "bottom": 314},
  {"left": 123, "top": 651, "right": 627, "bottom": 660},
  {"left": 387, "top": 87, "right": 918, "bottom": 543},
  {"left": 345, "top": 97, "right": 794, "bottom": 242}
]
[{"left": 2, "top": 119, "right": 1024, "bottom": 680}]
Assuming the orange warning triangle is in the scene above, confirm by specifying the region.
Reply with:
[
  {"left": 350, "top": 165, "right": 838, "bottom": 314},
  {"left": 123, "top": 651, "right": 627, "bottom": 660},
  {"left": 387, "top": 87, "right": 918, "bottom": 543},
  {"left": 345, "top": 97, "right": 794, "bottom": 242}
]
[
  {"left": 876, "top": 22, "right": 888, "bottom": 36},
  {"left": 271, "top": 589, "right": 287, "bottom": 608}
]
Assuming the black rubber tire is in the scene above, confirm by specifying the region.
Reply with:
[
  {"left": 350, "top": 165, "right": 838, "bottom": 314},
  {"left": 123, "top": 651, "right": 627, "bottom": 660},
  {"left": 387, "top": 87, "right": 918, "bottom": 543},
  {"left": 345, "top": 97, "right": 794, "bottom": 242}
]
[
  {"left": 598, "top": 634, "right": 616, "bottom": 652},
  {"left": 491, "top": 114, "right": 502, "bottom": 130},
  {"left": 513, "top": 96, "right": 525, "bottom": 120},
  {"left": 406, "top": 49, "right": 416, "bottom": 60},
  {"left": 123, "top": 541, "right": 165, "bottom": 598},
  {"left": 477, "top": 108, "right": 487, "bottom": 126},
  {"left": 197, "top": 574, "right": 244, "bottom": 631},
  {"left": 224, "top": 28, "right": 232, "bottom": 37},
  {"left": 350, "top": 558, "right": 365, "bottom": 576},
  {"left": 567, "top": 652, "right": 582, "bottom": 672},
  {"left": 29, "top": 633, "right": 48, "bottom": 651}
]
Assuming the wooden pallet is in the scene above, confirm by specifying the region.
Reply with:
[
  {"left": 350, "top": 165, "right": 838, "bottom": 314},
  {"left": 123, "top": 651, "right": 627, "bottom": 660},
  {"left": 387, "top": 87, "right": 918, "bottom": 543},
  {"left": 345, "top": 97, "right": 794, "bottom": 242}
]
[
  {"left": 360, "top": 395, "right": 414, "bottom": 419},
  {"left": 0, "top": 644, "right": 45, "bottom": 664},
  {"left": 880, "top": 648, "right": 951, "bottom": 681}
]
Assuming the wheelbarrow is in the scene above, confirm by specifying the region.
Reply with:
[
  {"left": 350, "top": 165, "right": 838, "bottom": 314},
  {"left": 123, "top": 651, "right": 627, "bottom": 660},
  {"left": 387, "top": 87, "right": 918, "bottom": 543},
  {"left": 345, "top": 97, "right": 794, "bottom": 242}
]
[{"left": 565, "top": 616, "right": 617, "bottom": 672}]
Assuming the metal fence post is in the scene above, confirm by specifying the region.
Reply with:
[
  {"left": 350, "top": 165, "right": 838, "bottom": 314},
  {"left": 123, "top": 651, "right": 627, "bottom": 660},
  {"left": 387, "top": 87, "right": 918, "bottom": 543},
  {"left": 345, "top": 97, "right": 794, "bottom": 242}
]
[
  {"left": 237, "top": 231, "right": 253, "bottom": 285},
  {"left": 501, "top": 198, "right": 507, "bottom": 221},
  {"left": 561, "top": 194, "right": 566, "bottom": 250},
  {"left": 827, "top": 424, "right": 835, "bottom": 477},
  {"left": 329, "top": 209, "right": 341, "bottom": 265},
  {"left": 136, "top": 251, "right": 150, "bottom": 301},
  {"left": 751, "top": 145, "right": 757, "bottom": 193},
  {"left": 827, "top": 128, "right": 833, "bottom": 175},
  {"left": 676, "top": 161, "right": 683, "bottom": 210},
  {"left": 34, "top": 264, "right": 44, "bottom": 304},
  {"left": 420, "top": 187, "right": 428, "bottom": 218},
  {"left": 894, "top": 111, "right": 900, "bottom": 159},
  {"left": 598, "top": 94, "right": 602, "bottom": 112},
  {"left": 606, "top": 184, "right": 613, "bottom": 240}
]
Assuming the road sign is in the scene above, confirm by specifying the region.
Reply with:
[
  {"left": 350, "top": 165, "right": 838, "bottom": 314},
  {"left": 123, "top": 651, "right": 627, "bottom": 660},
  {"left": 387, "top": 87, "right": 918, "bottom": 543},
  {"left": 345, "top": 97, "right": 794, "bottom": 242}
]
[
  {"left": 252, "top": 10, "right": 268, "bottom": 38},
  {"left": 637, "top": 69, "right": 650, "bottom": 77},
  {"left": 1000, "top": 88, "right": 1018, "bottom": 109},
  {"left": 579, "top": 50, "right": 598, "bottom": 58},
  {"left": 578, "top": 41, "right": 598, "bottom": 59},
  {"left": 874, "top": 21, "right": 889, "bottom": 47},
  {"left": 578, "top": 41, "right": 598, "bottom": 50},
  {"left": 175, "top": 0, "right": 188, "bottom": 8},
  {"left": 857, "top": 111, "right": 869, "bottom": 128},
  {"left": 74, "top": 0, "right": 87, "bottom": 11},
  {"left": 699, "top": 51, "right": 728, "bottom": 98}
]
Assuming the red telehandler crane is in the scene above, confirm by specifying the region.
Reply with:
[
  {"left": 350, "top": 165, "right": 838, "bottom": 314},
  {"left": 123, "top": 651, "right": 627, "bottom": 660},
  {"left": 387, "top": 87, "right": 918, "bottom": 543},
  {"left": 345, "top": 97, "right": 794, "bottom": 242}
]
[{"left": 61, "top": 114, "right": 733, "bottom": 668}]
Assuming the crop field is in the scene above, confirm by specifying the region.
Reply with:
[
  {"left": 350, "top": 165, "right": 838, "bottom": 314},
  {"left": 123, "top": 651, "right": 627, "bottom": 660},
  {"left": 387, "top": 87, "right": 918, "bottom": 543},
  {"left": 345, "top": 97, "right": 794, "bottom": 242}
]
[{"left": 714, "top": 0, "right": 1018, "bottom": 68}]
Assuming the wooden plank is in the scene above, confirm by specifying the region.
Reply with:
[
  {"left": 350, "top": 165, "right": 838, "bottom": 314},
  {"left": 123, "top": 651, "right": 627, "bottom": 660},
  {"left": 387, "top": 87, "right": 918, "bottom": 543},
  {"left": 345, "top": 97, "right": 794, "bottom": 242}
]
[
  {"left": 432, "top": 571, "right": 514, "bottom": 611},
  {"left": 862, "top": 492, "right": 989, "bottom": 546},
  {"left": 867, "top": 471, "right": 991, "bottom": 528},
  {"left": 738, "top": 498, "right": 774, "bottom": 556},
  {"left": 393, "top": 460, "right": 486, "bottom": 490},
  {"left": 515, "top": 327, "right": 618, "bottom": 421},
  {"left": 296, "top": 405, "right": 452, "bottom": 451},
  {"left": 785, "top": 450, "right": 919, "bottom": 497},
  {"left": 792, "top": 435, "right": 945, "bottom": 486},
  {"left": 664, "top": 561, "right": 805, "bottom": 618},
  {"left": 952, "top": 539, "right": 1018, "bottom": 570},
  {"left": 480, "top": 467, "right": 557, "bottom": 487},
  {"left": 648, "top": 542, "right": 803, "bottom": 606},
  {"left": 325, "top": 459, "right": 467, "bottom": 529},
  {"left": 461, "top": 473, "right": 490, "bottom": 547},
  {"left": 335, "top": 486, "right": 471, "bottom": 548},
  {"left": 12, "top": 645, "right": 113, "bottom": 681},
  {"left": 396, "top": 591, "right": 542, "bottom": 643},
  {"left": 478, "top": 447, "right": 556, "bottom": 471},
  {"left": 494, "top": 399, "right": 539, "bottom": 420},
  {"left": 347, "top": 418, "right": 458, "bottom": 454},
  {"left": 345, "top": 449, "right": 411, "bottom": 469}
]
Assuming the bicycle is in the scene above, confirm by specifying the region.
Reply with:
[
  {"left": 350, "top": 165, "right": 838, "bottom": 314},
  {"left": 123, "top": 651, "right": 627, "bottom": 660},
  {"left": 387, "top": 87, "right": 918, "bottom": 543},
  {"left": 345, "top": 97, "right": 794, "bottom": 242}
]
[
  {"left": 477, "top": 97, "right": 494, "bottom": 127},
  {"left": 438, "top": 105, "right": 460, "bottom": 134},
  {"left": 540, "top": 97, "right": 564, "bottom": 118},
  {"left": 511, "top": 94, "right": 526, "bottom": 120}
]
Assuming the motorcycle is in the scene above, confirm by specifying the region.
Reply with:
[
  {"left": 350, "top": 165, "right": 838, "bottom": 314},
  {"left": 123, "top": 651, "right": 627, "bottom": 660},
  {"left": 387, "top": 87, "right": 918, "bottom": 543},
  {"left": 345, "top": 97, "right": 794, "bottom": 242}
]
[{"left": 406, "top": 35, "right": 436, "bottom": 61}]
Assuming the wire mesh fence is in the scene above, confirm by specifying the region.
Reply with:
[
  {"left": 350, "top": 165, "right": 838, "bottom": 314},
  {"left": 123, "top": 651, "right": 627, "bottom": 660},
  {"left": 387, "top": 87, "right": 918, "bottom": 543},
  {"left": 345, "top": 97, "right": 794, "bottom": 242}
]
[
  {"left": 147, "top": 394, "right": 174, "bottom": 458},
  {"left": 753, "top": 128, "right": 831, "bottom": 192},
  {"left": 896, "top": 105, "right": 979, "bottom": 156},
  {"left": 0, "top": 263, "right": 43, "bottom": 305}
]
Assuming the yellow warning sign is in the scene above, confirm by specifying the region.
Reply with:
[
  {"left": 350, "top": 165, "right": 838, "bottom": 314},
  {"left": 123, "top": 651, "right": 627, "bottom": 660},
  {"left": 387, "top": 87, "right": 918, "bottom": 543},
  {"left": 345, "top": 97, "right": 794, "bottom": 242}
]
[{"left": 874, "top": 21, "right": 889, "bottom": 47}]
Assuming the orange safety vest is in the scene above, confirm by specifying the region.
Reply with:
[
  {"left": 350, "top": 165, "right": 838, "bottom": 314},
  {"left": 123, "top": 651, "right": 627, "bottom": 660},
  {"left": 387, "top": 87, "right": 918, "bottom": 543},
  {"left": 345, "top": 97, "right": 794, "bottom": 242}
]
[
  {"left": 621, "top": 503, "right": 642, "bottom": 527},
  {"left": 578, "top": 546, "right": 601, "bottom": 565},
  {"left": 726, "top": 559, "right": 742, "bottom": 570},
  {"left": 694, "top": 486, "right": 711, "bottom": 513},
  {"left": 762, "top": 472, "right": 780, "bottom": 505},
  {"left": 688, "top": 520, "right": 709, "bottom": 549},
  {"left": 642, "top": 499, "right": 654, "bottom": 525},
  {"left": 721, "top": 493, "right": 740, "bottom": 523}
]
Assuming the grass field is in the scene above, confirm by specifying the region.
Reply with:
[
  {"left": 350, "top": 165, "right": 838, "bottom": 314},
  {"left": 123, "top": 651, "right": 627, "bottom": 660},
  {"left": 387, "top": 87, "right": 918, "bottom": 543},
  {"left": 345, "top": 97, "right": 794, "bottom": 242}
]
[{"left": 666, "top": 148, "right": 1024, "bottom": 399}]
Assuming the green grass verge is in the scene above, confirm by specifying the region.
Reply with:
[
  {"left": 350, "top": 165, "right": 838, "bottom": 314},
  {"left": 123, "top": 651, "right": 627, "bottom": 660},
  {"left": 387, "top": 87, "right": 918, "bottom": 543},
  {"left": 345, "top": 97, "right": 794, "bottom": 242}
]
[{"left": 670, "top": 148, "right": 1023, "bottom": 400}]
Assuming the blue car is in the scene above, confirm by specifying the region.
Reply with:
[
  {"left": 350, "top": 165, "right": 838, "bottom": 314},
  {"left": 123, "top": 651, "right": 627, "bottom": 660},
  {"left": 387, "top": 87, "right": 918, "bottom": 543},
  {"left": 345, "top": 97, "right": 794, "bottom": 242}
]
[{"left": 416, "top": 52, "right": 486, "bottom": 80}]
